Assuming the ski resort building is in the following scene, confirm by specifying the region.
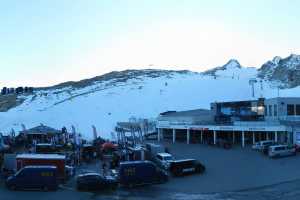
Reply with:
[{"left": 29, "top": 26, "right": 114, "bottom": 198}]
[
  {"left": 156, "top": 97, "right": 300, "bottom": 147},
  {"left": 19, "top": 125, "right": 63, "bottom": 144}
]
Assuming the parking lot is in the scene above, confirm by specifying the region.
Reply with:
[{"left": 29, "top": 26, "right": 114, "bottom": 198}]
[
  {"left": 2, "top": 141, "right": 300, "bottom": 200},
  {"left": 158, "top": 141, "right": 300, "bottom": 193}
]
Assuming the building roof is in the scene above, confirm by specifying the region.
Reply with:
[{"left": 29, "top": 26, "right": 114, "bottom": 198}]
[
  {"left": 266, "top": 97, "right": 300, "bottom": 101},
  {"left": 16, "top": 153, "right": 66, "bottom": 160},
  {"left": 77, "top": 173, "right": 101, "bottom": 178},
  {"left": 36, "top": 143, "right": 53, "bottom": 146},
  {"left": 158, "top": 109, "right": 215, "bottom": 125},
  {"left": 23, "top": 165, "right": 57, "bottom": 169},
  {"left": 20, "top": 125, "right": 61, "bottom": 135},
  {"left": 159, "top": 109, "right": 211, "bottom": 117}
]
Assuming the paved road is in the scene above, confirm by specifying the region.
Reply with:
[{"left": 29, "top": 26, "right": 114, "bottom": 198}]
[{"left": 2, "top": 179, "right": 300, "bottom": 200}]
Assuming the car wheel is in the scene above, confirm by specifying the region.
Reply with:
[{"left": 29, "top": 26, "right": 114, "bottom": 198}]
[
  {"left": 200, "top": 166, "right": 205, "bottom": 173},
  {"left": 176, "top": 169, "right": 183, "bottom": 177}
]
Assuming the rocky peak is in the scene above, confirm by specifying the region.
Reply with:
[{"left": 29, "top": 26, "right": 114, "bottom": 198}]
[
  {"left": 272, "top": 56, "right": 282, "bottom": 65},
  {"left": 202, "top": 59, "right": 242, "bottom": 76},
  {"left": 258, "top": 54, "right": 300, "bottom": 88},
  {"left": 289, "top": 54, "right": 300, "bottom": 59},
  {"left": 281, "top": 54, "right": 300, "bottom": 67},
  {"left": 222, "top": 59, "right": 241, "bottom": 69}
]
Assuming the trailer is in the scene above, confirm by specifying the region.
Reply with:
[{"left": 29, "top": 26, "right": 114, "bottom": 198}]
[{"left": 16, "top": 154, "right": 66, "bottom": 181}]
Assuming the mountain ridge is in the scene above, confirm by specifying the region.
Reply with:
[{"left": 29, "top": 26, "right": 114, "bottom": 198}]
[{"left": 12, "top": 53, "right": 300, "bottom": 92}]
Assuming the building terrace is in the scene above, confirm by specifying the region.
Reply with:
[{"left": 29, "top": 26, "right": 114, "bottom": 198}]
[{"left": 156, "top": 97, "right": 300, "bottom": 147}]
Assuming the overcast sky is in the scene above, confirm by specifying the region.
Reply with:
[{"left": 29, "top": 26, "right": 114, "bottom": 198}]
[{"left": 0, "top": 0, "right": 299, "bottom": 87}]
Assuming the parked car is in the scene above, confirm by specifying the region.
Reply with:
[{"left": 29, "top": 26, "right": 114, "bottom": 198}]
[
  {"left": 76, "top": 173, "right": 118, "bottom": 191},
  {"left": 119, "top": 160, "right": 168, "bottom": 187},
  {"left": 268, "top": 145, "right": 296, "bottom": 158},
  {"left": 262, "top": 141, "right": 278, "bottom": 155},
  {"left": 154, "top": 152, "right": 175, "bottom": 170},
  {"left": 169, "top": 159, "right": 205, "bottom": 176},
  {"left": 6, "top": 165, "right": 58, "bottom": 191},
  {"left": 252, "top": 140, "right": 275, "bottom": 152},
  {"left": 145, "top": 143, "right": 166, "bottom": 158}
]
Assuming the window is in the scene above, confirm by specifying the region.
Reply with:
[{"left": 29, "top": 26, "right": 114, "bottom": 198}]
[
  {"left": 265, "top": 105, "right": 268, "bottom": 116},
  {"left": 274, "top": 146, "right": 285, "bottom": 151},
  {"left": 287, "top": 104, "right": 295, "bottom": 115},
  {"left": 16, "top": 171, "right": 25, "bottom": 178},
  {"left": 296, "top": 105, "right": 300, "bottom": 115},
  {"left": 274, "top": 104, "right": 278, "bottom": 116},
  {"left": 269, "top": 105, "right": 272, "bottom": 116}
]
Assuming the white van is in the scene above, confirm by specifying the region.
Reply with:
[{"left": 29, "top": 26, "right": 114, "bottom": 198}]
[
  {"left": 155, "top": 153, "right": 174, "bottom": 170},
  {"left": 252, "top": 140, "right": 275, "bottom": 151},
  {"left": 268, "top": 145, "right": 296, "bottom": 158}
]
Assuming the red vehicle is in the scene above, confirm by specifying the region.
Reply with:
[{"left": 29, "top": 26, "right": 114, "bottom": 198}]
[
  {"left": 16, "top": 154, "right": 66, "bottom": 181},
  {"left": 101, "top": 142, "right": 118, "bottom": 154}
]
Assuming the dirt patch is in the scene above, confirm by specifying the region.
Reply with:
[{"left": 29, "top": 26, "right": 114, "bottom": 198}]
[
  {"left": 0, "top": 94, "right": 25, "bottom": 112},
  {"left": 36, "top": 69, "right": 193, "bottom": 91}
]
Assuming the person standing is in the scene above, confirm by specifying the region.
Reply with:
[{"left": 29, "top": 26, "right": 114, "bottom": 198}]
[{"left": 102, "top": 162, "right": 107, "bottom": 176}]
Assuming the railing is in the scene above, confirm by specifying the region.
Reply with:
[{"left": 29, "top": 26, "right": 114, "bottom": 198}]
[
  {"left": 279, "top": 116, "right": 300, "bottom": 121},
  {"left": 233, "top": 121, "right": 280, "bottom": 126},
  {"left": 157, "top": 120, "right": 194, "bottom": 126},
  {"left": 157, "top": 120, "right": 216, "bottom": 127}
]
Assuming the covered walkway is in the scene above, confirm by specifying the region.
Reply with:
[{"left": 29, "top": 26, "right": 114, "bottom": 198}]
[{"left": 157, "top": 124, "right": 291, "bottom": 147}]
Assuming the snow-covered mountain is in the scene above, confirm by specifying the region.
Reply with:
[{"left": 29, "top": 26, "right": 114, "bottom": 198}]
[
  {"left": 202, "top": 59, "right": 242, "bottom": 77},
  {"left": 258, "top": 54, "right": 300, "bottom": 88},
  {"left": 1, "top": 54, "right": 300, "bottom": 139}
]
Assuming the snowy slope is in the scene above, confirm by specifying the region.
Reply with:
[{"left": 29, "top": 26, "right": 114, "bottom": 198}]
[{"left": 1, "top": 60, "right": 300, "bottom": 139}]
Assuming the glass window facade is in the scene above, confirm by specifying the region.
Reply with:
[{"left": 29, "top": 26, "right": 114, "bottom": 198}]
[
  {"left": 287, "top": 104, "right": 295, "bottom": 115},
  {"left": 296, "top": 105, "right": 300, "bottom": 115},
  {"left": 274, "top": 104, "right": 278, "bottom": 116}
]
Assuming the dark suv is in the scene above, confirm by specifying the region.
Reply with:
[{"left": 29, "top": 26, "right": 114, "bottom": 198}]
[
  {"left": 169, "top": 159, "right": 205, "bottom": 176},
  {"left": 76, "top": 173, "right": 118, "bottom": 191}
]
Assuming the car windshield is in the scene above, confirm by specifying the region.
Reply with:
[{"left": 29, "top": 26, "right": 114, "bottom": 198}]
[
  {"left": 14, "top": 169, "right": 24, "bottom": 177},
  {"left": 262, "top": 142, "right": 271, "bottom": 145},
  {"left": 164, "top": 156, "right": 173, "bottom": 160}
]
